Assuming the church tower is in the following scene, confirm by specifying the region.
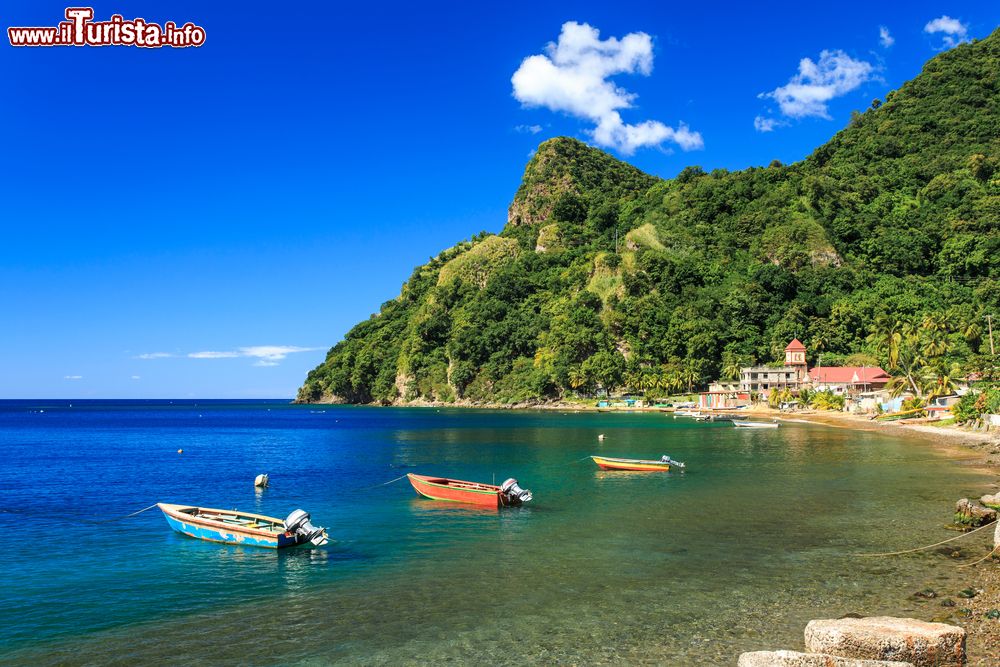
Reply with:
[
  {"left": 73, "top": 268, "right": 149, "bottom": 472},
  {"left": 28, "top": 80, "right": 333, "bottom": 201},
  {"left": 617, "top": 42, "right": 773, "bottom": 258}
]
[{"left": 784, "top": 338, "right": 808, "bottom": 383}]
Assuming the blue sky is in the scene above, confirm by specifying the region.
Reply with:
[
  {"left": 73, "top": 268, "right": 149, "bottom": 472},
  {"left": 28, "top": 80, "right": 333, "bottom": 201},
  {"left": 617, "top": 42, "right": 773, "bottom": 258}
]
[{"left": 1, "top": 1, "right": 996, "bottom": 398}]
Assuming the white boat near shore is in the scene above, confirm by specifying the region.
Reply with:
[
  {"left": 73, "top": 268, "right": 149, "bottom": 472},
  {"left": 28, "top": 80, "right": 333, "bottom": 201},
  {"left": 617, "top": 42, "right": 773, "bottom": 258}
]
[{"left": 732, "top": 421, "right": 779, "bottom": 429}]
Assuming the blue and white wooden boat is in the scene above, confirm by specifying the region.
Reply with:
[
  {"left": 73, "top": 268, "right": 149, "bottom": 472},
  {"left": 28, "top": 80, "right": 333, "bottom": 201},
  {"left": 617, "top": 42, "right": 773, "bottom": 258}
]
[{"left": 157, "top": 503, "right": 328, "bottom": 548}]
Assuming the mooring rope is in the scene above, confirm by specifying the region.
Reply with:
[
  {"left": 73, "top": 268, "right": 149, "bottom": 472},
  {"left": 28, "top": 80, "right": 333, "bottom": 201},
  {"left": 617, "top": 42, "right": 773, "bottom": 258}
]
[
  {"left": 957, "top": 543, "right": 1000, "bottom": 568},
  {"left": 354, "top": 474, "right": 409, "bottom": 492},
  {"left": 854, "top": 519, "right": 998, "bottom": 557},
  {"left": 84, "top": 504, "right": 160, "bottom": 524},
  {"left": 0, "top": 504, "right": 160, "bottom": 523}
]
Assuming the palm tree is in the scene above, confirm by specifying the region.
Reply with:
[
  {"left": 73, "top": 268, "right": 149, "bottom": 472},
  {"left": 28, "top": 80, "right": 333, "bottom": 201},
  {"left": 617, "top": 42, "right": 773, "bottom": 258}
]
[
  {"left": 921, "top": 312, "right": 950, "bottom": 336},
  {"left": 921, "top": 335, "right": 950, "bottom": 359},
  {"left": 892, "top": 341, "right": 926, "bottom": 397},
  {"left": 867, "top": 315, "right": 903, "bottom": 370},
  {"left": 653, "top": 371, "right": 670, "bottom": 394},
  {"left": 960, "top": 308, "right": 983, "bottom": 350},
  {"left": 722, "top": 357, "right": 745, "bottom": 381},
  {"left": 568, "top": 367, "right": 588, "bottom": 394},
  {"left": 679, "top": 360, "right": 701, "bottom": 394},
  {"left": 922, "top": 363, "right": 960, "bottom": 401}
]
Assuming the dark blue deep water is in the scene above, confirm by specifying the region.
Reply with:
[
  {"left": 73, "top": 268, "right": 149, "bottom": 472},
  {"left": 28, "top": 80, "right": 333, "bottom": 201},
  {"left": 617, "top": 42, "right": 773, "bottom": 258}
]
[{"left": 0, "top": 400, "right": 990, "bottom": 665}]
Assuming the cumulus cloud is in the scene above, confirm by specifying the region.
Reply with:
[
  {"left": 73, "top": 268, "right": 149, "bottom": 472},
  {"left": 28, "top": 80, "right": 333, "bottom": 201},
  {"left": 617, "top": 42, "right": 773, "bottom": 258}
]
[
  {"left": 511, "top": 21, "right": 703, "bottom": 154},
  {"left": 924, "top": 15, "right": 969, "bottom": 49},
  {"left": 131, "top": 375, "right": 141, "bottom": 380},
  {"left": 64, "top": 375, "right": 82, "bottom": 380},
  {"left": 879, "top": 26, "right": 894, "bottom": 48},
  {"left": 514, "top": 124, "right": 543, "bottom": 134},
  {"left": 136, "top": 352, "right": 172, "bottom": 359},
  {"left": 753, "top": 115, "right": 786, "bottom": 133},
  {"left": 760, "top": 49, "right": 875, "bottom": 120}
]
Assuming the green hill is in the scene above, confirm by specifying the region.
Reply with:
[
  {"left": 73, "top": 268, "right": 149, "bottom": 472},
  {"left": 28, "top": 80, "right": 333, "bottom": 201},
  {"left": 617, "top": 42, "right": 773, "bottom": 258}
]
[{"left": 298, "top": 31, "right": 1000, "bottom": 405}]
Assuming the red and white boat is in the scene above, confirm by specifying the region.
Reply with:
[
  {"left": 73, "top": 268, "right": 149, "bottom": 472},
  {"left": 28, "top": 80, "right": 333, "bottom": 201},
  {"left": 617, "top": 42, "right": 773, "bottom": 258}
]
[{"left": 406, "top": 473, "right": 532, "bottom": 508}]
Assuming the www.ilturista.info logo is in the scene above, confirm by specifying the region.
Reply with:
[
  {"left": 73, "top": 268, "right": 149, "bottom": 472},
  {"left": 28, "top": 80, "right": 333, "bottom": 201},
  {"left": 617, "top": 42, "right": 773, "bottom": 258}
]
[{"left": 8, "top": 7, "right": 205, "bottom": 48}]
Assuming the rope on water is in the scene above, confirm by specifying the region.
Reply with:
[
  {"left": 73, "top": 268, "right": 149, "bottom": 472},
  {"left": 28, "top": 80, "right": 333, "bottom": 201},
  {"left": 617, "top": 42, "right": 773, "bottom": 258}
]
[
  {"left": 854, "top": 520, "right": 997, "bottom": 557},
  {"left": 85, "top": 504, "right": 160, "bottom": 524},
  {"left": 0, "top": 504, "right": 160, "bottom": 523},
  {"left": 957, "top": 543, "right": 1000, "bottom": 568},
  {"left": 354, "top": 474, "right": 409, "bottom": 492}
]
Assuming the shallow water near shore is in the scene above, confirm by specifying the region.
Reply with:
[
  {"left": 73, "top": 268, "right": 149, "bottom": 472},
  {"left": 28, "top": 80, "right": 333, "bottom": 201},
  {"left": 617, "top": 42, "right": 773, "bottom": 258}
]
[{"left": 0, "top": 400, "right": 991, "bottom": 665}]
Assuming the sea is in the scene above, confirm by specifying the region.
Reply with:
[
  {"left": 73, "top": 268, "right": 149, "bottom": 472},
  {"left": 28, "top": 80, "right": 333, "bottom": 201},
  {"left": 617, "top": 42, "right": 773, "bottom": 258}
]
[{"left": 0, "top": 400, "right": 990, "bottom": 665}]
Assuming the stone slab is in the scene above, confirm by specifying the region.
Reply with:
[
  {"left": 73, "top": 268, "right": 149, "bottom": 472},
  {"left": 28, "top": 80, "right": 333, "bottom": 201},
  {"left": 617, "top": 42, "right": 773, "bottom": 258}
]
[{"left": 804, "top": 617, "right": 966, "bottom": 667}]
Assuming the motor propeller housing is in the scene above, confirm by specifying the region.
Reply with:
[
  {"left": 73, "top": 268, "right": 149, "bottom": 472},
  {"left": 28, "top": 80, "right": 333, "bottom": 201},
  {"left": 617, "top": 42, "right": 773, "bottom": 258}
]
[
  {"left": 283, "top": 509, "right": 328, "bottom": 546},
  {"left": 500, "top": 478, "right": 532, "bottom": 505}
]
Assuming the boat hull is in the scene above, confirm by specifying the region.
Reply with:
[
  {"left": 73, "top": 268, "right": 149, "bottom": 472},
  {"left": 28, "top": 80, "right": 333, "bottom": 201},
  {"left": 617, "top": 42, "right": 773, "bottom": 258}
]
[
  {"left": 158, "top": 503, "right": 302, "bottom": 549},
  {"left": 591, "top": 456, "right": 672, "bottom": 472},
  {"left": 407, "top": 474, "right": 502, "bottom": 508},
  {"left": 733, "top": 422, "right": 779, "bottom": 429}
]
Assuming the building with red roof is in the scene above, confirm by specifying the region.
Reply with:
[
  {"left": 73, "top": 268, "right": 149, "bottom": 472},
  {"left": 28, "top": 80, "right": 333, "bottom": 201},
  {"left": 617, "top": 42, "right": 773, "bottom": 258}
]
[
  {"left": 784, "top": 339, "right": 807, "bottom": 382},
  {"left": 808, "top": 366, "right": 890, "bottom": 393}
]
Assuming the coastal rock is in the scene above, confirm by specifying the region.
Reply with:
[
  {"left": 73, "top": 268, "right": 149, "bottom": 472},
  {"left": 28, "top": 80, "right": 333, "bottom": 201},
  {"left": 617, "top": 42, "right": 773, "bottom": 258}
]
[
  {"left": 738, "top": 650, "right": 913, "bottom": 666},
  {"left": 804, "top": 617, "right": 966, "bottom": 667},
  {"left": 954, "top": 498, "right": 996, "bottom": 527},
  {"left": 995, "top": 518, "right": 1000, "bottom": 549},
  {"left": 981, "top": 493, "right": 1000, "bottom": 509}
]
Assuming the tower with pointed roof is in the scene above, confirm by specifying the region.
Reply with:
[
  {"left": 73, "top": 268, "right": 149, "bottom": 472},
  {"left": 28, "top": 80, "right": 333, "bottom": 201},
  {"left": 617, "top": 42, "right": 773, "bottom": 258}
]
[{"left": 784, "top": 338, "right": 807, "bottom": 382}]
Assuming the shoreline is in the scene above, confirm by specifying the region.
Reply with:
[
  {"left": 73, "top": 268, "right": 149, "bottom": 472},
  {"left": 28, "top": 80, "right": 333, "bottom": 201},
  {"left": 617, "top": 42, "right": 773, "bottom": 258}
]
[
  {"left": 304, "top": 397, "right": 1000, "bottom": 663},
  {"left": 305, "top": 396, "right": 1000, "bottom": 470}
]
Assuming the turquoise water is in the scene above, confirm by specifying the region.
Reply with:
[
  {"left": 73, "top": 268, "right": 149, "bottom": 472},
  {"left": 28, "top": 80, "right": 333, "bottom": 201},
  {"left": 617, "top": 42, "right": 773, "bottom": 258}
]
[{"left": 0, "top": 401, "right": 989, "bottom": 665}]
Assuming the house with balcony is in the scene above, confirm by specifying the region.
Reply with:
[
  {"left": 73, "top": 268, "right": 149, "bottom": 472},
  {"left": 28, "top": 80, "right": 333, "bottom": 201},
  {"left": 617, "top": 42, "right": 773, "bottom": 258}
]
[{"left": 738, "top": 339, "right": 809, "bottom": 395}]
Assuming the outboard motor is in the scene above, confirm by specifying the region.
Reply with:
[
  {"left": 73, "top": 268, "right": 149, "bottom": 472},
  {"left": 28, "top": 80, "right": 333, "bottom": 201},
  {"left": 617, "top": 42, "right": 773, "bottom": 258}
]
[
  {"left": 660, "top": 454, "right": 685, "bottom": 469},
  {"left": 283, "top": 509, "right": 329, "bottom": 546},
  {"left": 499, "top": 478, "right": 533, "bottom": 506}
]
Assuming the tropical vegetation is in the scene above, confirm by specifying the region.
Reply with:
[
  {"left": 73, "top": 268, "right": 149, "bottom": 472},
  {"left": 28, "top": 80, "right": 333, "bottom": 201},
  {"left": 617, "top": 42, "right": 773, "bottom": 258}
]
[{"left": 298, "top": 32, "right": 999, "bottom": 405}]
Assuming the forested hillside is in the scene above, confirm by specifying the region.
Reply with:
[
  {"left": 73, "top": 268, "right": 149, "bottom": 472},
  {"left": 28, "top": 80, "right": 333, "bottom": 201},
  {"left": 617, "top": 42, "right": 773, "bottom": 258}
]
[{"left": 298, "top": 31, "right": 999, "bottom": 405}]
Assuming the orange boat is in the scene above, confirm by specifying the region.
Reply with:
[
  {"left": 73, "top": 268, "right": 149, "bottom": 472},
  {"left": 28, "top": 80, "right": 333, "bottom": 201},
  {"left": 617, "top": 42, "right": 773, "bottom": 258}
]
[
  {"left": 591, "top": 455, "right": 685, "bottom": 472},
  {"left": 406, "top": 473, "right": 532, "bottom": 508}
]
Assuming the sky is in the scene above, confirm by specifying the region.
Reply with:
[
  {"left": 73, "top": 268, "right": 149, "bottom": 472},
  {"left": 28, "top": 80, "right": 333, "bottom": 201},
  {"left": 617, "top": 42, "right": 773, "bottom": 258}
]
[{"left": 1, "top": 1, "right": 996, "bottom": 398}]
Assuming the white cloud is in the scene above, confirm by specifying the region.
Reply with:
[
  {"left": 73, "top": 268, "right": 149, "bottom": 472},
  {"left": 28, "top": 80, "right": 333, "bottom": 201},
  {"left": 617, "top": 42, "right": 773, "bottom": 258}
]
[
  {"left": 511, "top": 21, "right": 703, "bottom": 155},
  {"left": 130, "top": 375, "right": 141, "bottom": 380},
  {"left": 760, "top": 49, "right": 875, "bottom": 120},
  {"left": 136, "top": 352, "right": 172, "bottom": 359},
  {"left": 64, "top": 375, "right": 82, "bottom": 380},
  {"left": 238, "top": 345, "right": 317, "bottom": 362},
  {"left": 189, "top": 350, "right": 241, "bottom": 359},
  {"left": 753, "top": 115, "right": 785, "bottom": 133},
  {"left": 187, "top": 345, "right": 320, "bottom": 366},
  {"left": 514, "top": 124, "right": 543, "bottom": 134},
  {"left": 924, "top": 15, "right": 969, "bottom": 49},
  {"left": 879, "top": 26, "right": 894, "bottom": 48}
]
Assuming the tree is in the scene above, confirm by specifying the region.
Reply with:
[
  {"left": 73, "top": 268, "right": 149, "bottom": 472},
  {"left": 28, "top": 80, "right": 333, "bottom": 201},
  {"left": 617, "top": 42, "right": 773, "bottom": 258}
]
[
  {"left": 887, "top": 336, "right": 927, "bottom": 397},
  {"left": 679, "top": 359, "right": 703, "bottom": 394},
  {"left": 582, "top": 350, "right": 625, "bottom": 394},
  {"left": 568, "top": 366, "right": 590, "bottom": 395},
  {"left": 867, "top": 315, "right": 903, "bottom": 369},
  {"left": 922, "top": 361, "right": 960, "bottom": 401}
]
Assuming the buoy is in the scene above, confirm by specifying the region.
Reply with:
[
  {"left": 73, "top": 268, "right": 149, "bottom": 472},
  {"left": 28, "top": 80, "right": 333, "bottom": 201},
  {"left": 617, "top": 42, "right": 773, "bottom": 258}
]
[
  {"left": 598, "top": 434, "right": 605, "bottom": 441},
  {"left": 254, "top": 473, "right": 269, "bottom": 488},
  {"left": 177, "top": 449, "right": 183, "bottom": 454}
]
